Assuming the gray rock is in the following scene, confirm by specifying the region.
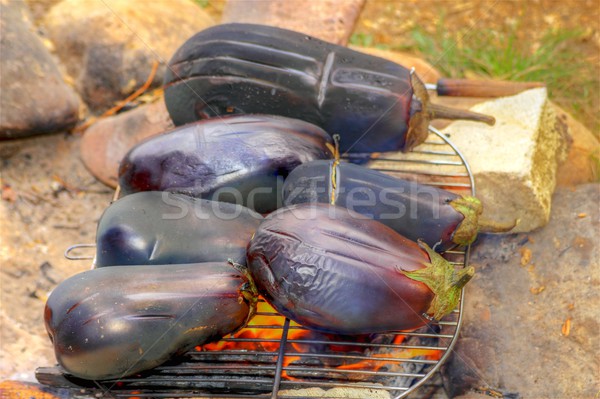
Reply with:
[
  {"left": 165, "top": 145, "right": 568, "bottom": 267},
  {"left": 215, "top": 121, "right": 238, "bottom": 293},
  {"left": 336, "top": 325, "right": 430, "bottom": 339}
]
[
  {"left": 0, "top": 0, "right": 79, "bottom": 139},
  {"left": 42, "top": 0, "right": 214, "bottom": 111},
  {"left": 442, "top": 184, "right": 600, "bottom": 398},
  {"left": 440, "top": 88, "right": 569, "bottom": 233}
]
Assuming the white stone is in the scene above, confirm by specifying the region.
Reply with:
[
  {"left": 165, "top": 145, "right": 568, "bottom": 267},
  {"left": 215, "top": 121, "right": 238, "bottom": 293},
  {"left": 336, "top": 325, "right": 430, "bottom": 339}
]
[{"left": 440, "top": 88, "right": 568, "bottom": 233}]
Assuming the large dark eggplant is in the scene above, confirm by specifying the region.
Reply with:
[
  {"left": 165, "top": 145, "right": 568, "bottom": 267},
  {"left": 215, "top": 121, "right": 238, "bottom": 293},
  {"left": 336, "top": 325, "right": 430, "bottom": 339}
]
[
  {"left": 95, "top": 191, "right": 262, "bottom": 267},
  {"left": 246, "top": 203, "right": 474, "bottom": 334},
  {"left": 118, "top": 115, "right": 334, "bottom": 214},
  {"left": 44, "top": 262, "right": 257, "bottom": 380},
  {"left": 282, "top": 160, "right": 482, "bottom": 252},
  {"left": 164, "top": 23, "right": 493, "bottom": 154}
]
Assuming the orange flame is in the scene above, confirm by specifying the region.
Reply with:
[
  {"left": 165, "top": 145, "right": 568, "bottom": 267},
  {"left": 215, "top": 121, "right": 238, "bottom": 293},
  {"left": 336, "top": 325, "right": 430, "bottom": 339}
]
[{"left": 198, "top": 299, "right": 443, "bottom": 380}]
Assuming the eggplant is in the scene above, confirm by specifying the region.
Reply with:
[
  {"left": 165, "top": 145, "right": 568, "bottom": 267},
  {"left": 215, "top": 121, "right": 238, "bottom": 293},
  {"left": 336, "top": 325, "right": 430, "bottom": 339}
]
[
  {"left": 95, "top": 191, "right": 262, "bottom": 267},
  {"left": 282, "top": 160, "right": 482, "bottom": 252},
  {"left": 44, "top": 262, "right": 257, "bottom": 380},
  {"left": 164, "top": 23, "right": 494, "bottom": 154},
  {"left": 246, "top": 203, "right": 474, "bottom": 334},
  {"left": 118, "top": 115, "right": 334, "bottom": 214}
]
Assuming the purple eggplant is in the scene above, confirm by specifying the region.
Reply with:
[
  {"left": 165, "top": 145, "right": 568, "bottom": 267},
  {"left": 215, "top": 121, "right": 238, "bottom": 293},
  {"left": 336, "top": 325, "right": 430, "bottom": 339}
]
[
  {"left": 44, "top": 262, "right": 257, "bottom": 380},
  {"left": 282, "top": 160, "right": 482, "bottom": 252},
  {"left": 247, "top": 203, "right": 474, "bottom": 334},
  {"left": 164, "top": 23, "right": 493, "bottom": 154},
  {"left": 118, "top": 115, "right": 334, "bottom": 214},
  {"left": 95, "top": 191, "right": 262, "bottom": 267}
]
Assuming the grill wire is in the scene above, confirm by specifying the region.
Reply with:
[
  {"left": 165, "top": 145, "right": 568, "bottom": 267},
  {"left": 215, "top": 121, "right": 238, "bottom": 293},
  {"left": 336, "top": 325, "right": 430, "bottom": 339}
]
[{"left": 36, "top": 126, "right": 474, "bottom": 399}]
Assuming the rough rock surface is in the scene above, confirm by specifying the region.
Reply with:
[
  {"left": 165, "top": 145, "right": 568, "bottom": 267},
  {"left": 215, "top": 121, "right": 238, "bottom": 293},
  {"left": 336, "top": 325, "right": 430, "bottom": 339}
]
[
  {"left": 221, "top": 0, "right": 365, "bottom": 45},
  {"left": 434, "top": 95, "right": 599, "bottom": 188},
  {"left": 443, "top": 184, "right": 600, "bottom": 398},
  {"left": 41, "top": 0, "right": 214, "bottom": 111},
  {"left": 554, "top": 106, "right": 600, "bottom": 186},
  {"left": 440, "top": 88, "right": 569, "bottom": 233},
  {"left": 0, "top": 0, "right": 79, "bottom": 139},
  {"left": 80, "top": 99, "right": 174, "bottom": 188},
  {"left": 0, "top": 134, "right": 112, "bottom": 381}
]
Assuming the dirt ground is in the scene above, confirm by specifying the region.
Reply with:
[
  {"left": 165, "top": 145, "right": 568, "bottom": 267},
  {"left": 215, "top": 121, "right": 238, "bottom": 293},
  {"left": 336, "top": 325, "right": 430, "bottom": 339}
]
[
  {"left": 1, "top": 134, "right": 113, "bottom": 380},
  {"left": 1, "top": 0, "right": 599, "bottom": 387}
]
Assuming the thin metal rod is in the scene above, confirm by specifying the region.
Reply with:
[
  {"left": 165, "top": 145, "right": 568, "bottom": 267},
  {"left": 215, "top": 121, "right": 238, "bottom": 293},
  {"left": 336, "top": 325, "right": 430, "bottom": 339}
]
[
  {"left": 64, "top": 243, "right": 96, "bottom": 260},
  {"left": 282, "top": 365, "right": 426, "bottom": 379},
  {"left": 429, "top": 125, "right": 476, "bottom": 197},
  {"left": 286, "top": 352, "right": 438, "bottom": 365},
  {"left": 374, "top": 168, "right": 468, "bottom": 177},
  {"left": 270, "top": 318, "right": 290, "bottom": 399},
  {"left": 278, "top": 379, "right": 411, "bottom": 392}
]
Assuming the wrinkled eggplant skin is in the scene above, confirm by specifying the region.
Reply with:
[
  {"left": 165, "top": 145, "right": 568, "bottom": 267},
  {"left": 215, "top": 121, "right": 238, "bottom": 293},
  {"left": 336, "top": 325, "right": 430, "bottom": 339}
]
[
  {"left": 282, "top": 161, "right": 463, "bottom": 252},
  {"left": 95, "top": 192, "right": 262, "bottom": 267},
  {"left": 164, "top": 23, "right": 413, "bottom": 154},
  {"left": 44, "top": 262, "right": 251, "bottom": 380},
  {"left": 118, "top": 115, "right": 333, "bottom": 214},
  {"left": 247, "top": 203, "right": 434, "bottom": 334}
]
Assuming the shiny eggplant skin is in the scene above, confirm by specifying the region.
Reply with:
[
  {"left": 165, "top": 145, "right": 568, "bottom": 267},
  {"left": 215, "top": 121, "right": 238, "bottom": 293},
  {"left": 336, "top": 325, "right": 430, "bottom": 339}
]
[
  {"left": 163, "top": 23, "right": 419, "bottom": 154},
  {"left": 118, "top": 115, "right": 334, "bottom": 214},
  {"left": 282, "top": 160, "right": 482, "bottom": 252},
  {"left": 95, "top": 192, "right": 262, "bottom": 267},
  {"left": 44, "top": 262, "right": 256, "bottom": 380},
  {"left": 246, "top": 203, "right": 473, "bottom": 334}
]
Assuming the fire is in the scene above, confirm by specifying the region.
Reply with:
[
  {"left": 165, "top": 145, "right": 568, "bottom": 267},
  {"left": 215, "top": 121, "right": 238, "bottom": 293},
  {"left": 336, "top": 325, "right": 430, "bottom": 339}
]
[
  {"left": 201, "top": 301, "right": 309, "bottom": 352},
  {"left": 198, "top": 299, "right": 443, "bottom": 380}
]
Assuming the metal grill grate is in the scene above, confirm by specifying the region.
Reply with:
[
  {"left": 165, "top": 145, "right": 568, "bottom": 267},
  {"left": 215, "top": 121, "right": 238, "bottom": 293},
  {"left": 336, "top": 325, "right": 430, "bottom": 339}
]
[{"left": 36, "top": 126, "right": 474, "bottom": 399}]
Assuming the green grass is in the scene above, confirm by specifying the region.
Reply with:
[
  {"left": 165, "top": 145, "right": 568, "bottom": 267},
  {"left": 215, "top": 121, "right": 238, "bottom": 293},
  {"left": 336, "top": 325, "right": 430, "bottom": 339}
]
[
  {"left": 394, "top": 24, "right": 599, "bottom": 134},
  {"left": 349, "top": 32, "right": 390, "bottom": 50},
  {"left": 191, "top": 0, "right": 210, "bottom": 8}
]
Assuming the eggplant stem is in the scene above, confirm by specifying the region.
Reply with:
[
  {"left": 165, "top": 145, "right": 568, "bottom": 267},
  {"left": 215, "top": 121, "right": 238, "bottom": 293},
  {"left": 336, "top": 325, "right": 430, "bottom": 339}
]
[
  {"left": 400, "top": 240, "right": 474, "bottom": 320},
  {"left": 227, "top": 259, "right": 259, "bottom": 328},
  {"left": 478, "top": 218, "right": 520, "bottom": 233},
  {"left": 329, "top": 134, "right": 341, "bottom": 205},
  {"left": 428, "top": 102, "right": 496, "bottom": 125}
]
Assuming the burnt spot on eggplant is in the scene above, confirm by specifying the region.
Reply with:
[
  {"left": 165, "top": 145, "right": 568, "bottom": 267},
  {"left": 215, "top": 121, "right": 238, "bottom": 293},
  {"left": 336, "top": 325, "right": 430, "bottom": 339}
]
[
  {"left": 282, "top": 160, "right": 482, "bottom": 252},
  {"left": 118, "top": 115, "right": 334, "bottom": 214},
  {"left": 95, "top": 192, "right": 262, "bottom": 267},
  {"left": 246, "top": 203, "right": 474, "bottom": 334},
  {"left": 44, "top": 261, "right": 258, "bottom": 380},
  {"left": 164, "top": 23, "right": 494, "bottom": 154}
]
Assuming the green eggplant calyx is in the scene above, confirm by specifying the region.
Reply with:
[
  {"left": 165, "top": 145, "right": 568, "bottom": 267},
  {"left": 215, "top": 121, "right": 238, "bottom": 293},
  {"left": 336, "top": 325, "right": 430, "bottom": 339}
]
[
  {"left": 228, "top": 259, "right": 259, "bottom": 328},
  {"left": 450, "top": 196, "right": 483, "bottom": 247},
  {"left": 401, "top": 240, "right": 475, "bottom": 320}
]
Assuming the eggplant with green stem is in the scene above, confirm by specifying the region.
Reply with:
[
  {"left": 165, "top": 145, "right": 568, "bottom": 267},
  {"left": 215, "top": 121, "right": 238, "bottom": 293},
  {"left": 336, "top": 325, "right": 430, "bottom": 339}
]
[{"left": 247, "top": 203, "right": 474, "bottom": 334}]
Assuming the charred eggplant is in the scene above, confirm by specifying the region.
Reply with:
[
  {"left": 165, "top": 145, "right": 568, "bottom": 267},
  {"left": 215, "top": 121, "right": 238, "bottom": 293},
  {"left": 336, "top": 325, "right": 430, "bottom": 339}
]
[
  {"left": 282, "top": 160, "right": 482, "bottom": 252},
  {"left": 247, "top": 203, "right": 474, "bottom": 334},
  {"left": 95, "top": 192, "right": 262, "bottom": 267},
  {"left": 118, "top": 115, "right": 334, "bottom": 214},
  {"left": 164, "top": 23, "right": 493, "bottom": 154},
  {"left": 44, "top": 262, "right": 257, "bottom": 380}
]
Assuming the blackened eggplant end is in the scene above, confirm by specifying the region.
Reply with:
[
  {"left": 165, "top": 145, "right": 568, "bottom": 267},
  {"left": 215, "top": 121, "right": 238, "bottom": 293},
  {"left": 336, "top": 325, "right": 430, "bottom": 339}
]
[
  {"left": 405, "top": 72, "right": 431, "bottom": 152},
  {"left": 449, "top": 196, "right": 483, "bottom": 247},
  {"left": 401, "top": 240, "right": 474, "bottom": 320}
]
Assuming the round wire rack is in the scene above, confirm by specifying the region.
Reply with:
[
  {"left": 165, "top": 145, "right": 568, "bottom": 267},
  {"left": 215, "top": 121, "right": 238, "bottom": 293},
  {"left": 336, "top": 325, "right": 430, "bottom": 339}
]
[{"left": 37, "top": 125, "right": 475, "bottom": 399}]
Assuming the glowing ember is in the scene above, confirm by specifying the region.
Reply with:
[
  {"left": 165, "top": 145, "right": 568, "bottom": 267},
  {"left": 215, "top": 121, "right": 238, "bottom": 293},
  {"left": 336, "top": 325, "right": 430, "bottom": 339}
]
[{"left": 196, "top": 299, "right": 444, "bottom": 381}]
